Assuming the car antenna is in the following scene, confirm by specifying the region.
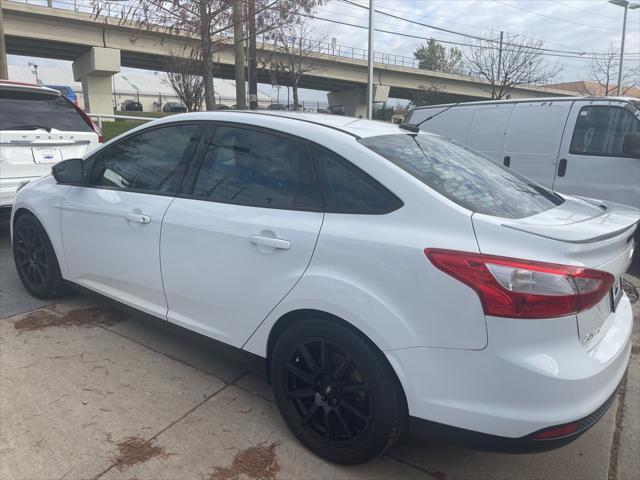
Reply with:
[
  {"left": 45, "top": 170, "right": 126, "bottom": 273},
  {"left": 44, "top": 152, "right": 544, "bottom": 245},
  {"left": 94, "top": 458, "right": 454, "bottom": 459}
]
[{"left": 399, "top": 102, "right": 461, "bottom": 133}]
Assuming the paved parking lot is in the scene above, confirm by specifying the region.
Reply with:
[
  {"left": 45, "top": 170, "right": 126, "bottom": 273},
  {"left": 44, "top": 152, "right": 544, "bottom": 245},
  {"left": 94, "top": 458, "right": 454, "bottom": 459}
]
[{"left": 1, "top": 221, "right": 638, "bottom": 480}]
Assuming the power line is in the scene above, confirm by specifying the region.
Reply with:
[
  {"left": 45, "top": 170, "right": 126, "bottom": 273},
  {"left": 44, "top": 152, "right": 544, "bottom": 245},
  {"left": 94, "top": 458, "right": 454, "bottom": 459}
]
[
  {"left": 491, "top": 0, "right": 619, "bottom": 31},
  {"left": 290, "top": 10, "right": 632, "bottom": 62},
  {"left": 334, "top": 0, "right": 638, "bottom": 58}
]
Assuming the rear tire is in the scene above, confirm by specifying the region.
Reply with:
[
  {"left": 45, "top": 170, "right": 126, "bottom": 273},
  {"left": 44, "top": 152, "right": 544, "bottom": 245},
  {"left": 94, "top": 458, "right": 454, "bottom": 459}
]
[
  {"left": 13, "top": 213, "right": 65, "bottom": 299},
  {"left": 271, "top": 318, "right": 407, "bottom": 465}
]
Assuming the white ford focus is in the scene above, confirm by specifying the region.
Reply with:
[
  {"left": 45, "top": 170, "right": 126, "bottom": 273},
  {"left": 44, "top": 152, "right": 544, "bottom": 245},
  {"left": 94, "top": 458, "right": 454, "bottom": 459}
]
[{"left": 10, "top": 112, "right": 637, "bottom": 464}]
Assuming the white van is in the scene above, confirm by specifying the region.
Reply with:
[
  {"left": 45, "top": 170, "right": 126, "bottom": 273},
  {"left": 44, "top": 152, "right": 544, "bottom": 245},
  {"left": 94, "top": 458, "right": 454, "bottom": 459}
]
[{"left": 405, "top": 97, "right": 640, "bottom": 209}]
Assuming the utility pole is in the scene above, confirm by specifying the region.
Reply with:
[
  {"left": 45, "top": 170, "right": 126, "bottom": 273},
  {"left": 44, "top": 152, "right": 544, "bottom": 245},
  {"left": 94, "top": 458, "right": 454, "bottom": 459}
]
[
  {"left": 496, "top": 30, "right": 504, "bottom": 99},
  {"left": 233, "top": 0, "right": 246, "bottom": 109},
  {"left": 609, "top": 0, "right": 640, "bottom": 96},
  {"left": 248, "top": 0, "right": 258, "bottom": 110},
  {"left": 0, "top": 0, "right": 8, "bottom": 80},
  {"left": 366, "top": 0, "right": 375, "bottom": 119},
  {"left": 617, "top": 3, "right": 628, "bottom": 96}
]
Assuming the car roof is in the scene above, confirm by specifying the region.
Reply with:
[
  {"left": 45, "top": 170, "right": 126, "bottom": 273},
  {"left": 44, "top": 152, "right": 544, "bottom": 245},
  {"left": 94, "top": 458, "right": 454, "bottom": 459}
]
[
  {"left": 0, "top": 80, "right": 60, "bottom": 96},
  {"left": 148, "top": 111, "right": 407, "bottom": 139},
  {"left": 409, "top": 96, "right": 637, "bottom": 109}
]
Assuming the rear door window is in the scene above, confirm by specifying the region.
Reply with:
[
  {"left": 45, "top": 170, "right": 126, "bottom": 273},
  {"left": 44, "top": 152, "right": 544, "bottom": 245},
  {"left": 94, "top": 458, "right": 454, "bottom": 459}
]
[
  {"left": 0, "top": 89, "right": 91, "bottom": 132},
  {"left": 359, "top": 134, "right": 563, "bottom": 219},
  {"left": 570, "top": 106, "right": 640, "bottom": 157},
  {"left": 191, "top": 126, "right": 322, "bottom": 211}
]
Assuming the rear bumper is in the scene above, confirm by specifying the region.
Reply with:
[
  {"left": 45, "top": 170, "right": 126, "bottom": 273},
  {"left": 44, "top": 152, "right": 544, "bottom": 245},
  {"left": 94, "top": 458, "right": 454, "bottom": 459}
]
[
  {"left": 409, "top": 380, "right": 619, "bottom": 453},
  {"left": 386, "top": 295, "right": 632, "bottom": 440}
]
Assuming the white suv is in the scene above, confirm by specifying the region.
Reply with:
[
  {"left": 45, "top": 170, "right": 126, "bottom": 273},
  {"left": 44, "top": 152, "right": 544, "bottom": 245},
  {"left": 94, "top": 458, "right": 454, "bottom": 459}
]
[
  {"left": 0, "top": 81, "right": 101, "bottom": 211},
  {"left": 10, "top": 112, "right": 637, "bottom": 464}
]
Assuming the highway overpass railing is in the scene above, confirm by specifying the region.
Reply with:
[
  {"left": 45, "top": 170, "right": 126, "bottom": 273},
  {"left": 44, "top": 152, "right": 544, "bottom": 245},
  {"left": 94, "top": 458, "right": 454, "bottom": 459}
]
[{"left": 6, "top": 0, "right": 428, "bottom": 70}]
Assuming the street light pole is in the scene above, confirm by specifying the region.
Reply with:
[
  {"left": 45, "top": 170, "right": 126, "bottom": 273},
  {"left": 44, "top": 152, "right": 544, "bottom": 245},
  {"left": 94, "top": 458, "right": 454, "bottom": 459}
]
[
  {"left": 609, "top": 0, "right": 640, "bottom": 96},
  {"left": 366, "top": 0, "right": 375, "bottom": 119}
]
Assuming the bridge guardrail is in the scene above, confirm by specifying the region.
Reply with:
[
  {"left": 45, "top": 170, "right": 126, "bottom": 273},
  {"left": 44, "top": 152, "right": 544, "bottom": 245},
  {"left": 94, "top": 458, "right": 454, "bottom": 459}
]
[
  {"left": 6, "top": 0, "right": 559, "bottom": 88},
  {"left": 6, "top": 0, "right": 425, "bottom": 71}
]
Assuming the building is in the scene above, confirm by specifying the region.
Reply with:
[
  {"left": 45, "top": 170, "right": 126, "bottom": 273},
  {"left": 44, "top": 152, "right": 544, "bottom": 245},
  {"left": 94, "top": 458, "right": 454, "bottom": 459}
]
[{"left": 546, "top": 80, "right": 640, "bottom": 98}]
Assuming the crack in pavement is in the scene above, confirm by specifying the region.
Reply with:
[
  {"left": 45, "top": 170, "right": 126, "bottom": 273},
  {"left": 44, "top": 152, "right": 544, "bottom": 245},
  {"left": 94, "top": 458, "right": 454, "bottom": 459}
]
[
  {"left": 91, "top": 370, "right": 251, "bottom": 480},
  {"left": 96, "top": 323, "right": 238, "bottom": 385},
  {"left": 385, "top": 452, "right": 448, "bottom": 480}
]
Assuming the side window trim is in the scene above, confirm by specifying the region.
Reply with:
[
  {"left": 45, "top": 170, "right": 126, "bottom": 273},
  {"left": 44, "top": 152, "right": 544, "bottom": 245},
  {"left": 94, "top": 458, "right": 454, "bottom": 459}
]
[
  {"left": 179, "top": 123, "right": 218, "bottom": 196},
  {"left": 177, "top": 121, "right": 324, "bottom": 213},
  {"left": 82, "top": 121, "right": 206, "bottom": 196},
  {"left": 310, "top": 144, "right": 403, "bottom": 215},
  {"left": 569, "top": 105, "right": 640, "bottom": 158}
]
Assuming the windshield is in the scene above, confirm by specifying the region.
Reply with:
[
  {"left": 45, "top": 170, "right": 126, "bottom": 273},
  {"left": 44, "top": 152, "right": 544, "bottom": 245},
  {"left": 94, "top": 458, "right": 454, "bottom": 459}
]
[
  {"left": 359, "top": 133, "right": 564, "bottom": 219},
  {"left": 0, "top": 90, "right": 92, "bottom": 132}
]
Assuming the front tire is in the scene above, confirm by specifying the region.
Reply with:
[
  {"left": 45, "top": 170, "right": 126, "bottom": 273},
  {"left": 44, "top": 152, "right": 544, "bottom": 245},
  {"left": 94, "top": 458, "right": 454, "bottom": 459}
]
[
  {"left": 13, "top": 213, "right": 65, "bottom": 299},
  {"left": 271, "top": 318, "right": 407, "bottom": 464}
]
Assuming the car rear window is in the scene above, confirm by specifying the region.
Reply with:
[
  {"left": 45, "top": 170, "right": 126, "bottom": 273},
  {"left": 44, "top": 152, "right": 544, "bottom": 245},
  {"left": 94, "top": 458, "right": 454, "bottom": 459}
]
[
  {"left": 0, "top": 90, "right": 92, "bottom": 132},
  {"left": 358, "top": 133, "right": 563, "bottom": 219}
]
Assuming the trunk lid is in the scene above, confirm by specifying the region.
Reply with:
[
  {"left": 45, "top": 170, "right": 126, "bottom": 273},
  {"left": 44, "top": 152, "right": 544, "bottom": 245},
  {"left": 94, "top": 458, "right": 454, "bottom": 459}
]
[
  {"left": 0, "top": 129, "right": 98, "bottom": 180},
  {"left": 472, "top": 195, "right": 638, "bottom": 346}
]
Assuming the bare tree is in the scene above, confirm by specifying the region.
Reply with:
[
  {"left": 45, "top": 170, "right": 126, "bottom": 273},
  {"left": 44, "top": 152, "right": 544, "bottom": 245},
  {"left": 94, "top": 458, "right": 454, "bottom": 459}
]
[
  {"left": 92, "top": 0, "right": 232, "bottom": 110},
  {"left": 261, "top": 19, "right": 325, "bottom": 110},
  {"left": 163, "top": 48, "right": 205, "bottom": 112},
  {"left": 92, "top": 1, "right": 326, "bottom": 111},
  {"left": 465, "top": 33, "right": 561, "bottom": 99},
  {"left": 409, "top": 84, "right": 450, "bottom": 108},
  {"left": 590, "top": 43, "right": 639, "bottom": 96}
]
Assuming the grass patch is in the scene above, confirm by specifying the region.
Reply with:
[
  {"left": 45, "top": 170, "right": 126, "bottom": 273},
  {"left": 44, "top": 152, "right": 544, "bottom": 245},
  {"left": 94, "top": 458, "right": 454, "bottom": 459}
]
[
  {"left": 113, "top": 111, "right": 173, "bottom": 119},
  {"left": 101, "top": 120, "right": 147, "bottom": 141}
]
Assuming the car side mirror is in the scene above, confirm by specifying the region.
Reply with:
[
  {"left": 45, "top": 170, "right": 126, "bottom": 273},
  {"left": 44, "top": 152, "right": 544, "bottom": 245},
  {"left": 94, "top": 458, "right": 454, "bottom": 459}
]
[
  {"left": 622, "top": 132, "right": 640, "bottom": 158},
  {"left": 52, "top": 158, "right": 83, "bottom": 184}
]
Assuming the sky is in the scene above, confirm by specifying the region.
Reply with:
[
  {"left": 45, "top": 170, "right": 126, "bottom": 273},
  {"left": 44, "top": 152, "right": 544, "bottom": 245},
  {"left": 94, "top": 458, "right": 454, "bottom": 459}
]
[{"left": 7, "top": 0, "right": 640, "bottom": 102}]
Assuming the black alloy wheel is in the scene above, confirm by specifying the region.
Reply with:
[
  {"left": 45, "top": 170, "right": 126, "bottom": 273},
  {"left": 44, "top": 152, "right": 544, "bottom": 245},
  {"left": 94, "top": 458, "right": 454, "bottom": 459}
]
[
  {"left": 284, "top": 338, "right": 373, "bottom": 447},
  {"left": 271, "top": 318, "right": 407, "bottom": 464},
  {"left": 13, "top": 213, "right": 65, "bottom": 299}
]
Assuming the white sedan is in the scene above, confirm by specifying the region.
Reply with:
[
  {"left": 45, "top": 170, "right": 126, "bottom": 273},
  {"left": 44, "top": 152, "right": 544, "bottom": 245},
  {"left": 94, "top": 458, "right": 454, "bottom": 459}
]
[{"left": 10, "top": 112, "right": 637, "bottom": 464}]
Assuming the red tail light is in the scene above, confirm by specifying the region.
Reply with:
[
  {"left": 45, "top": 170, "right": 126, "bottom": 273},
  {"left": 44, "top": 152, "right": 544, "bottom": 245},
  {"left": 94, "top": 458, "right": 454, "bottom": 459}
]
[
  {"left": 424, "top": 249, "right": 614, "bottom": 319},
  {"left": 65, "top": 97, "right": 104, "bottom": 143}
]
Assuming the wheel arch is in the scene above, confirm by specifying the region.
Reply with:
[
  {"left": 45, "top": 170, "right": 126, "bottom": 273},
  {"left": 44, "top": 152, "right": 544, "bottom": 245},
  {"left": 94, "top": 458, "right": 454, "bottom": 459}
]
[{"left": 264, "top": 309, "right": 409, "bottom": 415}]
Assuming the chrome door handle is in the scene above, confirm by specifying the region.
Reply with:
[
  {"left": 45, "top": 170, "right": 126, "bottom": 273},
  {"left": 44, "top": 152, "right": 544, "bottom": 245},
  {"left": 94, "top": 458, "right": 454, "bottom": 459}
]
[
  {"left": 249, "top": 234, "right": 290, "bottom": 250},
  {"left": 126, "top": 213, "right": 151, "bottom": 224}
]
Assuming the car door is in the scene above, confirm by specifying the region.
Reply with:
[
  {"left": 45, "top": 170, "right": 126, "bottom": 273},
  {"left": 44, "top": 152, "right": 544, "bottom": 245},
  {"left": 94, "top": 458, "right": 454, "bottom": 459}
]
[
  {"left": 60, "top": 123, "right": 203, "bottom": 318},
  {"left": 552, "top": 101, "right": 640, "bottom": 209},
  {"left": 160, "top": 123, "right": 324, "bottom": 347},
  {"left": 503, "top": 101, "right": 572, "bottom": 188}
]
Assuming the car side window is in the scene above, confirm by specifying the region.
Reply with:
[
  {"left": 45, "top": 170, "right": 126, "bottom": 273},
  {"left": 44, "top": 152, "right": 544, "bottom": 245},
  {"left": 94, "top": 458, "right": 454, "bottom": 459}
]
[
  {"left": 86, "top": 124, "right": 200, "bottom": 194},
  {"left": 570, "top": 106, "right": 640, "bottom": 157},
  {"left": 311, "top": 144, "right": 402, "bottom": 214},
  {"left": 191, "top": 126, "right": 322, "bottom": 211}
]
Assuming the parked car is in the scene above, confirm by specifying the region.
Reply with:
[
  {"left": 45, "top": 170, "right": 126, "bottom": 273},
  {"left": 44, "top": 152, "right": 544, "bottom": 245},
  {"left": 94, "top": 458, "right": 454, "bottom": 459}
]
[
  {"left": 163, "top": 101, "right": 188, "bottom": 113},
  {"left": 405, "top": 97, "right": 640, "bottom": 210},
  {"left": 44, "top": 85, "right": 78, "bottom": 105},
  {"left": 11, "top": 112, "right": 637, "bottom": 464},
  {"left": 121, "top": 99, "right": 143, "bottom": 111},
  {"left": 0, "top": 81, "right": 101, "bottom": 212}
]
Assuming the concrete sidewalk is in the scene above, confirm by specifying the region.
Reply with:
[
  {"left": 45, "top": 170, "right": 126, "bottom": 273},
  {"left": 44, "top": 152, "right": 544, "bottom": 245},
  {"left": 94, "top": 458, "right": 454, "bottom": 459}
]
[{"left": 1, "top": 223, "right": 638, "bottom": 480}]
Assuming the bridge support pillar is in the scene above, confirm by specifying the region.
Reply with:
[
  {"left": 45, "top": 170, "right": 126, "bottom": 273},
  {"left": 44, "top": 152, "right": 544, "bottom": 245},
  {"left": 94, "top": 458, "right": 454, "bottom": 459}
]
[
  {"left": 327, "top": 85, "right": 390, "bottom": 118},
  {"left": 72, "top": 47, "right": 120, "bottom": 116}
]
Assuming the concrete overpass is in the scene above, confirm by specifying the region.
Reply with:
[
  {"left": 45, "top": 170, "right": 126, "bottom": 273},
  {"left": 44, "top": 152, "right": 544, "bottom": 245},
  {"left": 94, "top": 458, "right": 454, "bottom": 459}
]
[{"left": 2, "top": 0, "right": 575, "bottom": 116}]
